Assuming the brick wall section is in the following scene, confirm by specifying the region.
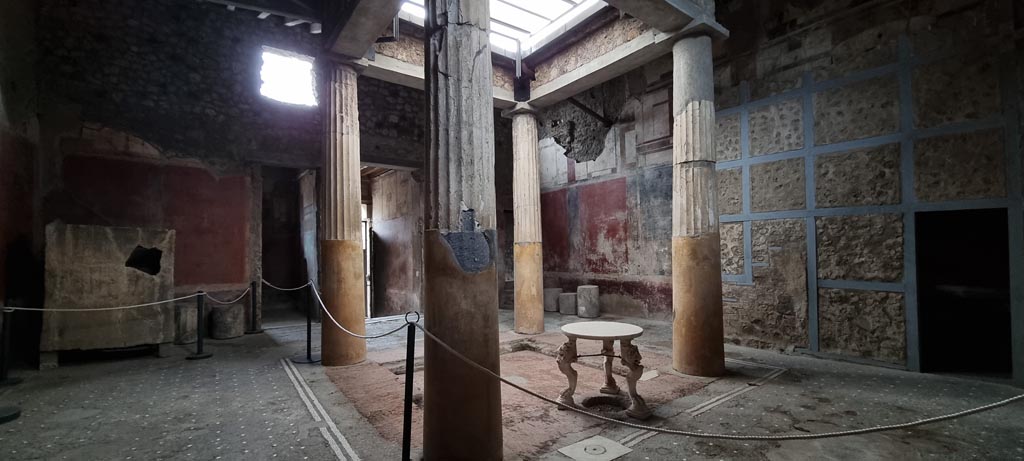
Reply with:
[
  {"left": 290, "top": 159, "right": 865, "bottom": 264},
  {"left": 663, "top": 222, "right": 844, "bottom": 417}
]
[
  {"left": 538, "top": 0, "right": 1022, "bottom": 364},
  {"left": 38, "top": 0, "right": 323, "bottom": 167}
]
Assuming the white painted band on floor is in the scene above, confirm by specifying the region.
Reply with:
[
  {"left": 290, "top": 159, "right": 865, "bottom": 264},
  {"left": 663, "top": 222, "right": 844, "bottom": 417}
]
[
  {"left": 320, "top": 426, "right": 348, "bottom": 461},
  {"left": 285, "top": 359, "right": 361, "bottom": 461},
  {"left": 619, "top": 429, "right": 648, "bottom": 445},
  {"left": 686, "top": 368, "right": 787, "bottom": 416},
  {"left": 280, "top": 358, "right": 322, "bottom": 422},
  {"left": 624, "top": 430, "right": 659, "bottom": 448}
]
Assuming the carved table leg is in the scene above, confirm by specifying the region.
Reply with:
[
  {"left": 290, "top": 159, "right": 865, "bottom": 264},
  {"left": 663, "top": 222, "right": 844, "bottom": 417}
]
[
  {"left": 556, "top": 337, "right": 579, "bottom": 408},
  {"left": 620, "top": 339, "right": 652, "bottom": 420},
  {"left": 600, "top": 339, "right": 620, "bottom": 394}
]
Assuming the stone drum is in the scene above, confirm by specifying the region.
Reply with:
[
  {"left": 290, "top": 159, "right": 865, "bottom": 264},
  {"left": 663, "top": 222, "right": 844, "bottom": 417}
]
[{"left": 555, "top": 321, "right": 652, "bottom": 420}]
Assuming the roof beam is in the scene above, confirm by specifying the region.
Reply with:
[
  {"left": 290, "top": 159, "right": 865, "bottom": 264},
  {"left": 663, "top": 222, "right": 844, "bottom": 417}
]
[
  {"left": 328, "top": 0, "right": 405, "bottom": 59},
  {"left": 354, "top": 54, "right": 516, "bottom": 109},
  {"left": 602, "top": 0, "right": 725, "bottom": 35}
]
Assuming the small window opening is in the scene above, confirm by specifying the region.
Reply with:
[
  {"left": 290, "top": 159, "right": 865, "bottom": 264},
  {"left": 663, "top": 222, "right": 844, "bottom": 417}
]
[
  {"left": 125, "top": 246, "right": 163, "bottom": 276},
  {"left": 260, "top": 47, "right": 317, "bottom": 106}
]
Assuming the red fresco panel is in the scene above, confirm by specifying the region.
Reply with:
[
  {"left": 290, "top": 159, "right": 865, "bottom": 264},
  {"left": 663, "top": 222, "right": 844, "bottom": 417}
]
[
  {"left": 540, "top": 189, "right": 570, "bottom": 272},
  {"left": 164, "top": 166, "right": 249, "bottom": 286},
  {"left": 578, "top": 178, "right": 629, "bottom": 274}
]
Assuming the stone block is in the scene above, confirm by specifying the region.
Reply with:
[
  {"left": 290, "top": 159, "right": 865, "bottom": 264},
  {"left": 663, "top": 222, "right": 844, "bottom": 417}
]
[
  {"left": 558, "top": 293, "right": 577, "bottom": 316},
  {"left": 819, "top": 288, "right": 905, "bottom": 364},
  {"left": 717, "top": 167, "right": 742, "bottom": 215},
  {"left": 750, "top": 158, "right": 805, "bottom": 212},
  {"left": 913, "top": 57, "right": 1000, "bottom": 128},
  {"left": 174, "top": 301, "right": 197, "bottom": 345},
  {"left": 720, "top": 222, "right": 744, "bottom": 275},
  {"left": 577, "top": 285, "right": 600, "bottom": 318},
  {"left": 750, "top": 98, "right": 803, "bottom": 156},
  {"left": 914, "top": 129, "right": 1006, "bottom": 202},
  {"left": 814, "top": 76, "right": 898, "bottom": 145},
  {"left": 211, "top": 303, "right": 244, "bottom": 339},
  {"left": 812, "top": 21, "right": 900, "bottom": 81},
  {"left": 41, "top": 223, "right": 175, "bottom": 352},
  {"left": 815, "top": 143, "right": 901, "bottom": 207},
  {"left": 816, "top": 214, "right": 903, "bottom": 282},
  {"left": 715, "top": 114, "right": 741, "bottom": 161},
  {"left": 543, "top": 288, "right": 563, "bottom": 312}
]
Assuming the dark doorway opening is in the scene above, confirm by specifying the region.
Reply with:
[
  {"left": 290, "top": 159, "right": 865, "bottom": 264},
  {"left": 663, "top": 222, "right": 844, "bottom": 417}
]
[
  {"left": 261, "top": 167, "right": 308, "bottom": 328},
  {"left": 916, "top": 208, "right": 1011, "bottom": 376}
]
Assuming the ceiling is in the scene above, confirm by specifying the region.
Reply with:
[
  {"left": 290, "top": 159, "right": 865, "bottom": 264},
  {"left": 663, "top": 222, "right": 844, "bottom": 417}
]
[{"left": 399, "top": 0, "right": 606, "bottom": 56}]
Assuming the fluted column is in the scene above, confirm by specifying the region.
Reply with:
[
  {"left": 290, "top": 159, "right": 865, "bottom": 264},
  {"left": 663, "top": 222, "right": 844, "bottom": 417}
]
[
  {"left": 422, "top": 0, "right": 503, "bottom": 459},
  {"left": 671, "top": 35, "right": 725, "bottom": 377},
  {"left": 321, "top": 63, "right": 366, "bottom": 366},
  {"left": 510, "top": 104, "right": 544, "bottom": 334}
]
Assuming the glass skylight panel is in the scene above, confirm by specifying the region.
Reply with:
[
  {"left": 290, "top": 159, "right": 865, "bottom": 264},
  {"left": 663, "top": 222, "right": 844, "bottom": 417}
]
[{"left": 398, "top": 0, "right": 603, "bottom": 56}]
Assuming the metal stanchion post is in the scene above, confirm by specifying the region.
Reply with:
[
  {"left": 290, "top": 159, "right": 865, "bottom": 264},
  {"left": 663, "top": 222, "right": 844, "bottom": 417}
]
[
  {"left": 187, "top": 292, "right": 212, "bottom": 360},
  {"left": 245, "top": 280, "right": 263, "bottom": 334},
  {"left": 0, "top": 305, "right": 22, "bottom": 424},
  {"left": 290, "top": 282, "right": 320, "bottom": 364},
  {"left": 1, "top": 307, "right": 23, "bottom": 387},
  {"left": 401, "top": 317, "right": 417, "bottom": 461}
]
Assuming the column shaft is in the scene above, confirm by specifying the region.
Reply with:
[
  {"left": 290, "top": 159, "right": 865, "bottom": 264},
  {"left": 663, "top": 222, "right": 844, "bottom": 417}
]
[
  {"left": 512, "top": 109, "right": 544, "bottom": 334},
  {"left": 671, "top": 35, "right": 725, "bottom": 377},
  {"left": 422, "top": 0, "right": 503, "bottom": 459},
  {"left": 321, "top": 64, "right": 366, "bottom": 366}
]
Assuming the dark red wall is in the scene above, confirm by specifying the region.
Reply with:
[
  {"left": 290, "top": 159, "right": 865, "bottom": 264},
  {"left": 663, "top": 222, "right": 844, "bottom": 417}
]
[
  {"left": 540, "top": 189, "right": 570, "bottom": 272},
  {"left": 59, "top": 155, "right": 250, "bottom": 287},
  {"left": 578, "top": 178, "right": 629, "bottom": 274},
  {"left": 0, "top": 130, "right": 35, "bottom": 301}
]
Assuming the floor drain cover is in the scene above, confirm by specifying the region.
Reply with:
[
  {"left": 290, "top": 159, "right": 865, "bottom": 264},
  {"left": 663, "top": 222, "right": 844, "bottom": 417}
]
[{"left": 558, "top": 435, "right": 631, "bottom": 461}]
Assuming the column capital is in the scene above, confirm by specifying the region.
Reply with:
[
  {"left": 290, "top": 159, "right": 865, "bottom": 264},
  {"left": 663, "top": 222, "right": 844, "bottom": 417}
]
[
  {"left": 320, "top": 52, "right": 368, "bottom": 74},
  {"left": 502, "top": 102, "right": 539, "bottom": 119}
]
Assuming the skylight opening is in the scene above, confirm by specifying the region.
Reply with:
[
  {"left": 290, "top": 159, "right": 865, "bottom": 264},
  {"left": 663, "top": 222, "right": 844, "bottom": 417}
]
[
  {"left": 399, "top": 0, "right": 604, "bottom": 55},
  {"left": 260, "top": 48, "right": 317, "bottom": 106}
]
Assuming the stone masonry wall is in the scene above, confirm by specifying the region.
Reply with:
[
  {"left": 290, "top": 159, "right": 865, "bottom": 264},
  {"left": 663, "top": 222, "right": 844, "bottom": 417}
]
[{"left": 539, "top": 0, "right": 1022, "bottom": 366}]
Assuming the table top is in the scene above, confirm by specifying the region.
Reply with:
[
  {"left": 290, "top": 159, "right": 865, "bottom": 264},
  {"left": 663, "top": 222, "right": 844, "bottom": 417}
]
[{"left": 561, "top": 321, "right": 644, "bottom": 341}]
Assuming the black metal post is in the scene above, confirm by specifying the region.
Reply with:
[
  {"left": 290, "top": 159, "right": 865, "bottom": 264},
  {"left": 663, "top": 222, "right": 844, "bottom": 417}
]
[
  {"left": 0, "top": 306, "right": 23, "bottom": 424},
  {"left": 290, "top": 283, "right": 320, "bottom": 364},
  {"left": 187, "top": 292, "right": 212, "bottom": 360},
  {"left": 402, "top": 322, "right": 416, "bottom": 461},
  {"left": 1, "top": 307, "right": 22, "bottom": 386},
  {"left": 245, "top": 280, "right": 263, "bottom": 334}
]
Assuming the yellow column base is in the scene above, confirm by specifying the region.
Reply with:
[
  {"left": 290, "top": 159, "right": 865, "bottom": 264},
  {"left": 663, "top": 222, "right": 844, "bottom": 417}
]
[
  {"left": 672, "top": 233, "right": 725, "bottom": 377},
  {"left": 321, "top": 239, "right": 367, "bottom": 366},
  {"left": 514, "top": 242, "right": 544, "bottom": 334}
]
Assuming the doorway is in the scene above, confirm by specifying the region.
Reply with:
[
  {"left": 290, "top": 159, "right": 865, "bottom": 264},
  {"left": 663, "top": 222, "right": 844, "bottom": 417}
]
[
  {"left": 916, "top": 208, "right": 1011, "bottom": 376},
  {"left": 261, "top": 167, "right": 308, "bottom": 328}
]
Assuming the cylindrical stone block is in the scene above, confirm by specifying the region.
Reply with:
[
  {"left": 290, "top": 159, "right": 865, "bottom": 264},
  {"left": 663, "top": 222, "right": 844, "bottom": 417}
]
[
  {"left": 321, "top": 239, "right": 367, "bottom": 366},
  {"left": 210, "top": 303, "right": 245, "bottom": 339},
  {"left": 577, "top": 285, "right": 600, "bottom": 318},
  {"left": 543, "top": 288, "right": 562, "bottom": 312},
  {"left": 558, "top": 293, "right": 577, "bottom": 315},
  {"left": 514, "top": 242, "right": 544, "bottom": 333}
]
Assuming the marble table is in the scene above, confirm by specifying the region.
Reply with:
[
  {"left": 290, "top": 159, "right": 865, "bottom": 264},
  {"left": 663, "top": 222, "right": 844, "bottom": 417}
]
[{"left": 556, "top": 321, "right": 652, "bottom": 419}]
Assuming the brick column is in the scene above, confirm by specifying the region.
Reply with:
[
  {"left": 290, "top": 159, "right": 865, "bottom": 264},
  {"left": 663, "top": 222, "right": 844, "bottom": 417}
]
[
  {"left": 510, "top": 103, "right": 544, "bottom": 334},
  {"left": 321, "top": 63, "right": 366, "bottom": 366},
  {"left": 671, "top": 34, "right": 725, "bottom": 377},
  {"left": 422, "top": 0, "right": 503, "bottom": 458}
]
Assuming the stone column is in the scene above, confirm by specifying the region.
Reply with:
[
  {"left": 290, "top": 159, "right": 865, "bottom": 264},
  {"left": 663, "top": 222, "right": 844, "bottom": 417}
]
[
  {"left": 510, "top": 104, "right": 544, "bottom": 334},
  {"left": 671, "top": 35, "right": 725, "bottom": 377},
  {"left": 422, "top": 0, "right": 503, "bottom": 459},
  {"left": 321, "top": 63, "right": 366, "bottom": 366}
]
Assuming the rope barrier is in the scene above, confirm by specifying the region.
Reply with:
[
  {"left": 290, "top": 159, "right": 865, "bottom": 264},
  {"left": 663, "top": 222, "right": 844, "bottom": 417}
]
[
  {"left": 262, "top": 279, "right": 313, "bottom": 292},
  {"left": 206, "top": 287, "right": 251, "bottom": 305},
  {"left": 300, "top": 292, "right": 1024, "bottom": 441},
  {"left": 310, "top": 284, "right": 414, "bottom": 339},
  {"left": 411, "top": 323, "right": 1024, "bottom": 441},
  {"left": 2, "top": 293, "right": 201, "bottom": 312}
]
